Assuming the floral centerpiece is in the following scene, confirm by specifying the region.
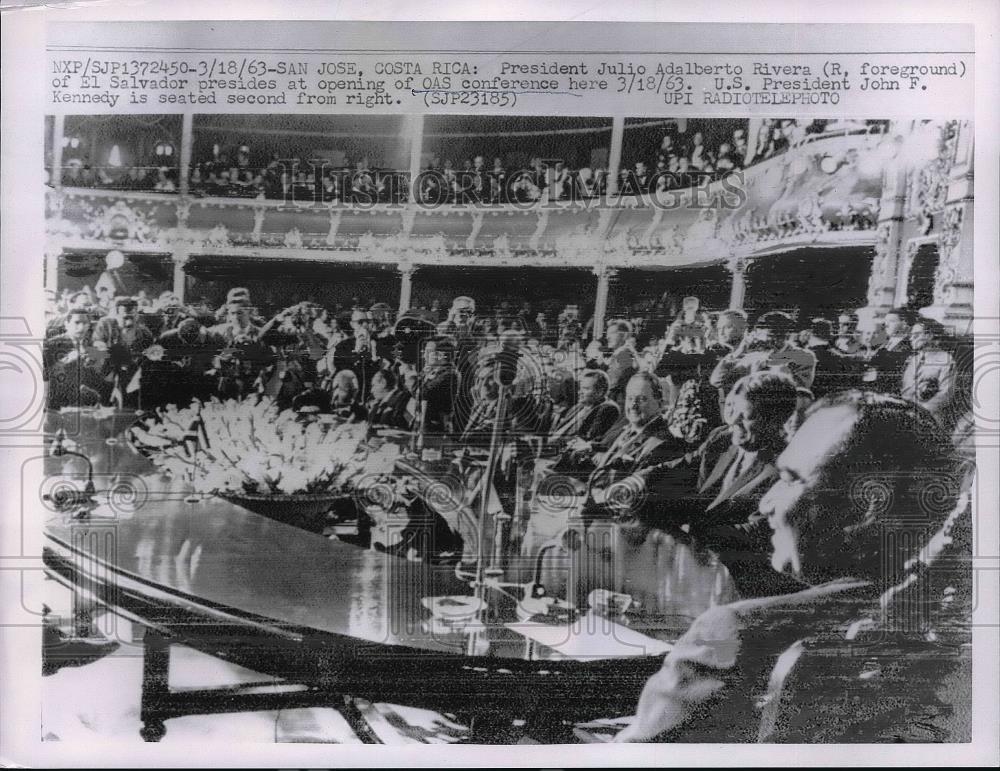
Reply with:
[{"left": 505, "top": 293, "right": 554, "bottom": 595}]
[
  {"left": 129, "top": 396, "right": 370, "bottom": 531},
  {"left": 667, "top": 379, "right": 709, "bottom": 445}
]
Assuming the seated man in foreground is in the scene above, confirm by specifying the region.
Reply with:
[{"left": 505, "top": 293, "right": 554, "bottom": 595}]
[{"left": 612, "top": 391, "right": 971, "bottom": 743}]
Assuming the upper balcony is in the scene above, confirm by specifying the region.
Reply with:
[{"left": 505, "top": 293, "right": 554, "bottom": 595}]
[{"left": 45, "top": 116, "right": 899, "bottom": 271}]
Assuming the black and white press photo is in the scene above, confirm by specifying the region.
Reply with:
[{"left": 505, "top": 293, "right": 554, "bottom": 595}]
[
  {"left": 37, "top": 111, "right": 977, "bottom": 744},
  {"left": 1, "top": 9, "right": 995, "bottom": 768}
]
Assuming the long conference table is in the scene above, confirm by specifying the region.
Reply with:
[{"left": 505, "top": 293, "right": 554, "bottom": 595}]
[{"left": 42, "top": 408, "right": 737, "bottom": 742}]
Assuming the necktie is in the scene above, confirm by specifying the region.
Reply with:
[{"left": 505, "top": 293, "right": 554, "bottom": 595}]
[{"left": 722, "top": 450, "right": 751, "bottom": 492}]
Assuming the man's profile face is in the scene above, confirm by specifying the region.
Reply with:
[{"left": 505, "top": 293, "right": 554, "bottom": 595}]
[
  {"left": 716, "top": 315, "right": 742, "bottom": 347},
  {"left": 332, "top": 377, "right": 357, "bottom": 405},
  {"left": 578, "top": 375, "right": 602, "bottom": 406},
  {"left": 910, "top": 323, "right": 932, "bottom": 351},
  {"left": 227, "top": 306, "right": 250, "bottom": 327},
  {"left": 884, "top": 313, "right": 906, "bottom": 337},
  {"left": 116, "top": 305, "right": 136, "bottom": 327},
  {"left": 454, "top": 306, "right": 473, "bottom": 326},
  {"left": 65, "top": 313, "right": 90, "bottom": 340},
  {"left": 837, "top": 315, "right": 857, "bottom": 336},
  {"left": 370, "top": 373, "right": 389, "bottom": 400},
  {"left": 754, "top": 326, "right": 779, "bottom": 348},
  {"left": 423, "top": 341, "right": 440, "bottom": 368},
  {"left": 624, "top": 377, "right": 659, "bottom": 427},
  {"left": 758, "top": 404, "right": 856, "bottom": 576},
  {"left": 606, "top": 324, "right": 626, "bottom": 349},
  {"left": 860, "top": 323, "right": 887, "bottom": 348},
  {"left": 724, "top": 392, "right": 774, "bottom": 452}
]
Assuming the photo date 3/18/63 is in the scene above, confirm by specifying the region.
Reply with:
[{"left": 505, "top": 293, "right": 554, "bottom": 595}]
[{"left": 8, "top": 11, "right": 992, "bottom": 766}]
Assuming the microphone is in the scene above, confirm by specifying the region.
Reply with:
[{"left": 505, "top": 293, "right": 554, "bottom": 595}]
[
  {"left": 47, "top": 428, "right": 96, "bottom": 515},
  {"left": 493, "top": 350, "right": 518, "bottom": 388}
]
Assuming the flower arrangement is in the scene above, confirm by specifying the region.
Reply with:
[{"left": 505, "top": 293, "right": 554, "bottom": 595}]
[
  {"left": 667, "top": 379, "right": 709, "bottom": 445},
  {"left": 129, "top": 396, "right": 369, "bottom": 496}
]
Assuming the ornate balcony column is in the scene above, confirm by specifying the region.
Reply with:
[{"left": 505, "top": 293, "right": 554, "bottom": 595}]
[
  {"left": 860, "top": 162, "right": 908, "bottom": 324},
  {"left": 407, "top": 114, "right": 425, "bottom": 203},
  {"left": 397, "top": 260, "right": 416, "bottom": 317},
  {"left": 171, "top": 248, "right": 190, "bottom": 303},
  {"left": 179, "top": 113, "right": 193, "bottom": 197},
  {"left": 51, "top": 114, "right": 65, "bottom": 190},
  {"left": 606, "top": 116, "right": 625, "bottom": 198},
  {"left": 592, "top": 264, "right": 617, "bottom": 339},
  {"left": 727, "top": 255, "right": 748, "bottom": 310},
  {"left": 45, "top": 242, "right": 62, "bottom": 295},
  {"left": 929, "top": 122, "right": 974, "bottom": 332}
]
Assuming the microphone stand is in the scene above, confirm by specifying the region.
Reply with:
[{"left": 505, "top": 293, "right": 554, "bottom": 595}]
[
  {"left": 408, "top": 371, "right": 425, "bottom": 457},
  {"left": 465, "top": 379, "right": 510, "bottom": 657},
  {"left": 45, "top": 428, "right": 97, "bottom": 518}
]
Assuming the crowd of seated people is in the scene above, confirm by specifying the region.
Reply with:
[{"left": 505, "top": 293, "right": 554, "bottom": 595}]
[
  {"left": 50, "top": 118, "right": 896, "bottom": 206},
  {"left": 187, "top": 146, "right": 411, "bottom": 204},
  {"left": 45, "top": 273, "right": 969, "bottom": 456},
  {"left": 54, "top": 158, "right": 180, "bottom": 193},
  {"left": 43, "top": 272, "right": 972, "bottom": 741},
  {"left": 49, "top": 118, "right": 896, "bottom": 208}
]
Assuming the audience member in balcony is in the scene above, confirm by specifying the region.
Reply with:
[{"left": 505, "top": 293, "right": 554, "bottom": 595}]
[
  {"left": 510, "top": 161, "right": 544, "bottom": 203},
  {"left": 318, "top": 172, "right": 340, "bottom": 203},
  {"left": 153, "top": 167, "right": 176, "bottom": 193},
  {"left": 235, "top": 144, "right": 254, "bottom": 175},
  {"left": 468, "top": 155, "right": 490, "bottom": 203},
  {"left": 659, "top": 133, "right": 680, "bottom": 171},
  {"left": 489, "top": 157, "right": 507, "bottom": 203},
  {"left": 61, "top": 158, "right": 86, "bottom": 187},
  {"left": 290, "top": 169, "right": 314, "bottom": 202},
  {"left": 751, "top": 120, "right": 775, "bottom": 162},
  {"left": 732, "top": 128, "right": 748, "bottom": 163},
  {"left": 121, "top": 165, "right": 152, "bottom": 191},
  {"left": 688, "top": 132, "right": 707, "bottom": 171},
  {"left": 715, "top": 142, "right": 738, "bottom": 173},
  {"left": 351, "top": 159, "right": 382, "bottom": 203},
  {"left": 188, "top": 164, "right": 205, "bottom": 191}
]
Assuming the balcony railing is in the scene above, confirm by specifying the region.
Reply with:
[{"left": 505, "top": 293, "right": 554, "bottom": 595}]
[{"left": 46, "top": 129, "right": 887, "bottom": 268}]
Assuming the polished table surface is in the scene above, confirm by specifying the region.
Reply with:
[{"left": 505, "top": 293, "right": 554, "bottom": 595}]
[{"left": 44, "top": 409, "right": 736, "bottom": 664}]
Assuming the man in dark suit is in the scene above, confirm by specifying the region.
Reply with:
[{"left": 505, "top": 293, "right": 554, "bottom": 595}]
[
  {"left": 570, "top": 373, "right": 684, "bottom": 503},
  {"left": 866, "top": 307, "right": 913, "bottom": 394},
  {"left": 332, "top": 309, "right": 385, "bottom": 400},
  {"left": 598, "top": 319, "right": 638, "bottom": 406},
  {"left": 366, "top": 368, "right": 411, "bottom": 429},
  {"left": 43, "top": 308, "right": 111, "bottom": 409},
  {"left": 711, "top": 311, "right": 816, "bottom": 393},
  {"left": 414, "top": 337, "right": 460, "bottom": 435},
  {"left": 616, "top": 370, "right": 799, "bottom": 545},
  {"left": 613, "top": 391, "right": 968, "bottom": 743},
  {"left": 547, "top": 369, "right": 621, "bottom": 448},
  {"left": 806, "top": 317, "right": 860, "bottom": 399}
]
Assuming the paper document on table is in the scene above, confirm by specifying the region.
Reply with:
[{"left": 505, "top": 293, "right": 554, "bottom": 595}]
[{"left": 507, "top": 613, "right": 672, "bottom": 661}]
